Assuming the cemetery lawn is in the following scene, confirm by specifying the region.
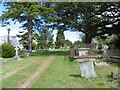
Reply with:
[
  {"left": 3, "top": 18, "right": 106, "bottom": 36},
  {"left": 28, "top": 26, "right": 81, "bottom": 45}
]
[
  {"left": 2, "top": 50, "right": 118, "bottom": 88},
  {"left": 2, "top": 56, "right": 49, "bottom": 88},
  {"left": 31, "top": 55, "right": 118, "bottom": 88},
  {"left": 2, "top": 56, "right": 42, "bottom": 74}
]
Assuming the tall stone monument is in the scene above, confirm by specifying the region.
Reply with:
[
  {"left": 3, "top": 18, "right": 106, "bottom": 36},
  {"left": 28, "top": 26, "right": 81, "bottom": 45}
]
[{"left": 14, "top": 45, "right": 21, "bottom": 60}]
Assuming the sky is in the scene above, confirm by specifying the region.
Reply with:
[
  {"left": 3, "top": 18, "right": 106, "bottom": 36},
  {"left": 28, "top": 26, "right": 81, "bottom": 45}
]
[{"left": 0, "top": 3, "right": 82, "bottom": 44}]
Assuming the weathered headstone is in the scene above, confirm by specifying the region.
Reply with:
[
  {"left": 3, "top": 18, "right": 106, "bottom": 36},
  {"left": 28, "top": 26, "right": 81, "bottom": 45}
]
[
  {"left": 23, "top": 53, "right": 29, "bottom": 56},
  {"left": 70, "top": 45, "right": 75, "bottom": 57},
  {"left": 14, "top": 46, "right": 21, "bottom": 60},
  {"left": 94, "top": 62, "right": 109, "bottom": 66},
  {"left": 80, "top": 59, "right": 97, "bottom": 78},
  {"left": 103, "top": 45, "right": 109, "bottom": 58},
  {"left": 0, "top": 58, "right": 2, "bottom": 64},
  {"left": 73, "top": 47, "right": 97, "bottom": 78},
  {"left": 77, "top": 48, "right": 90, "bottom": 56},
  {"left": 111, "top": 72, "right": 120, "bottom": 78}
]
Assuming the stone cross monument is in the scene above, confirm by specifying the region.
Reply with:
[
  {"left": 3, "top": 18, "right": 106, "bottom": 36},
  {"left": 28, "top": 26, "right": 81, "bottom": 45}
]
[
  {"left": 14, "top": 45, "right": 21, "bottom": 60},
  {"left": 15, "top": 46, "right": 18, "bottom": 56}
]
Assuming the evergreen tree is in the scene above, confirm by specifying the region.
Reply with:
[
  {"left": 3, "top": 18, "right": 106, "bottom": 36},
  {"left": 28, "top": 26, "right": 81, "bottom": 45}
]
[
  {"left": 17, "top": 31, "right": 38, "bottom": 50},
  {"left": 55, "top": 29, "right": 65, "bottom": 49},
  {"left": 37, "top": 25, "right": 54, "bottom": 50},
  {"left": 51, "top": 2, "right": 120, "bottom": 44},
  {"left": 64, "top": 39, "right": 72, "bottom": 47},
  {"left": 1, "top": 2, "right": 57, "bottom": 54}
]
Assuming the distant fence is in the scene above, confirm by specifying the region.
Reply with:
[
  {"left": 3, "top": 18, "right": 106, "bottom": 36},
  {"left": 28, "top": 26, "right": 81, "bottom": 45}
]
[
  {"left": 106, "top": 49, "right": 120, "bottom": 62},
  {"left": 106, "top": 49, "right": 120, "bottom": 57}
]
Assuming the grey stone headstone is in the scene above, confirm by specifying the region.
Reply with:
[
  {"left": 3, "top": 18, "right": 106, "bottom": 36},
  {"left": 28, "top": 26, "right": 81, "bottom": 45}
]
[
  {"left": 111, "top": 72, "right": 120, "bottom": 78},
  {"left": 80, "top": 59, "right": 97, "bottom": 78},
  {"left": 0, "top": 58, "right": 2, "bottom": 64},
  {"left": 77, "top": 48, "right": 90, "bottom": 56},
  {"left": 94, "top": 62, "right": 109, "bottom": 66},
  {"left": 14, "top": 55, "right": 21, "bottom": 60}
]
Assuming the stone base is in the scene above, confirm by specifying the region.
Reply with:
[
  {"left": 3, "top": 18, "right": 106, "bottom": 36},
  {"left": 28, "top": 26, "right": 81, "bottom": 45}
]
[{"left": 14, "top": 55, "right": 21, "bottom": 60}]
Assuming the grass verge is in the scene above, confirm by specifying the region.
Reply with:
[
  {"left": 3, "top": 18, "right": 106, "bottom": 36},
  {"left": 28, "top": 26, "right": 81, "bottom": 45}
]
[
  {"left": 2, "top": 56, "right": 48, "bottom": 88},
  {"left": 31, "top": 56, "right": 118, "bottom": 88}
]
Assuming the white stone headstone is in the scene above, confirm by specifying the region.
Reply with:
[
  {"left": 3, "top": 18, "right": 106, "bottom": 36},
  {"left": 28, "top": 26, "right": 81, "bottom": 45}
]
[{"left": 80, "top": 59, "right": 97, "bottom": 78}]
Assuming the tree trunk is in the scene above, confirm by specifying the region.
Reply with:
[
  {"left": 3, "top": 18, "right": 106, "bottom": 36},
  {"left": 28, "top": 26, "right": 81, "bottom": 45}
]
[
  {"left": 28, "top": 19, "right": 32, "bottom": 54},
  {"left": 84, "top": 34, "right": 92, "bottom": 44}
]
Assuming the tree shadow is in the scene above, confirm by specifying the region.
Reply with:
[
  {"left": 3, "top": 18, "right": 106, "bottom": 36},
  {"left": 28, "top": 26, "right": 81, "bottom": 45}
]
[{"left": 69, "top": 74, "right": 82, "bottom": 78}]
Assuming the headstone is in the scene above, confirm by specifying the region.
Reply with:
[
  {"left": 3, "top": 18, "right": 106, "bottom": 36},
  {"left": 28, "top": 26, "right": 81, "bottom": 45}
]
[
  {"left": 103, "top": 45, "right": 109, "bottom": 58},
  {"left": 14, "top": 46, "right": 21, "bottom": 60},
  {"left": 70, "top": 45, "right": 75, "bottom": 57},
  {"left": 111, "top": 72, "right": 120, "bottom": 78},
  {"left": 23, "top": 53, "right": 29, "bottom": 56},
  {"left": 80, "top": 59, "right": 97, "bottom": 78},
  {"left": 77, "top": 48, "right": 90, "bottom": 56},
  {"left": 94, "top": 62, "right": 109, "bottom": 66},
  {"left": 0, "top": 58, "right": 2, "bottom": 64}
]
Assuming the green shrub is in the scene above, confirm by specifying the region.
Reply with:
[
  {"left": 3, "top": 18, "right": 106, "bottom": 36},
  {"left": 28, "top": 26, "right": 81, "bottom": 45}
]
[
  {"left": 19, "top": 49, "right": 27, "bottom": 55},
  {"left": 19, "top": 49, "right": 27, "bottom": 58},
  {"left": 19, "top": 55, "right": 26, "bottom": 58},
  {"left": 2, "top": 44, "right": 15, "bottom": 58},
  {"left": 0, "top": 45, "right": 2, "bottom": 57}
]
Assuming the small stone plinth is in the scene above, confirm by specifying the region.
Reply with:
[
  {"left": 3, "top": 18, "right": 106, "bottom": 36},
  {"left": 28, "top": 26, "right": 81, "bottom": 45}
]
[
  {"left": 78, "top": 58, "right": 97, "bottom": 78},
  {"left": 14, "top": 55, "right": 21, "bottom": 60}
]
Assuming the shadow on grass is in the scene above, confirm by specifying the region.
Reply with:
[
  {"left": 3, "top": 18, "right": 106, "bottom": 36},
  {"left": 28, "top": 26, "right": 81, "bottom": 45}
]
[
  {"left": 69, "top": 74, "right": 98, "bottom": 80},
  {"left": 30, "top": 50, "right": 69, "bottom": 56},
  {"left": 69, "top": 74, "right": 83, "bottom": 78}
]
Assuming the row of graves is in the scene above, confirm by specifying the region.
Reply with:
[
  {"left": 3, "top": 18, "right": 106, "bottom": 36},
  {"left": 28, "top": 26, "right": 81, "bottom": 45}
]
[{"left": 69, "top": 45, "right": 120, "bottom": 80}]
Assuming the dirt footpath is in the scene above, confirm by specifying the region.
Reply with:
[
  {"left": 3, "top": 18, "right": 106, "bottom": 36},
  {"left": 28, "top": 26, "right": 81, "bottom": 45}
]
[
  {"left": 2, "top": 57, "right": 41, "bottom": 79},
  {"left": 18, "top": 55, "right": 56, "bottom": 88}
]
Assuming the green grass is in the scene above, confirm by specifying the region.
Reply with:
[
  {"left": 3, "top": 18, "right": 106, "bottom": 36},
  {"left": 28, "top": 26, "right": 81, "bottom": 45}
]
[
  {"left": 0, "top": 65, "right": 1, "bottom": 90},
  {"left": 2, "top": 50, "right": 118, "bottom": 88},
  {"left": 2, "top": 56, "right": 38, "bottom": 74},
  {"left": 2, "top": 56, "right": 48, "bottom": 88},
  {"left": 31, "top": 50, "right": 69, "bottom": 56},
  {"left": 31, "top": 56, "right": 118, "bottom": 88}
]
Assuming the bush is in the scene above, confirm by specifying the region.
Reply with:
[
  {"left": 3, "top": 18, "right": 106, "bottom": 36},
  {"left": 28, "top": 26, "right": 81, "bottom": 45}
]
[
  {"left": 0, "top": 45, "right": 2, "bottom": 57},
  {"left": 19, "top": 49, "right": 27, "bottom": 55},
  {"left": 19, "top": 49, "right": 27, "bottom": 58},
  {"left": 2, "top": 44, "right": 15, "bottom": 58}
]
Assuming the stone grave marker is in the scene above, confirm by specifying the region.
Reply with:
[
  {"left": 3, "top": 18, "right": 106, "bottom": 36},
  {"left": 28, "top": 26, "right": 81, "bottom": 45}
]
[
  {"left": 0, "top": 58, "right": 2, "bottom": 64},
  {"left": 74, "top": 48, "right": 97, "bottom": 78},
  {"left": 14, "top": 45, "right": 21, "bottom": 60},
  {"left": 70, "top": 45, "right": 75, "bottom": 57},
  {"left": 79, "top": 58, "right": 97, "bottom": 78},
  {"left": 77, "top": 48, "right": 90, "bottom": 56}
]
